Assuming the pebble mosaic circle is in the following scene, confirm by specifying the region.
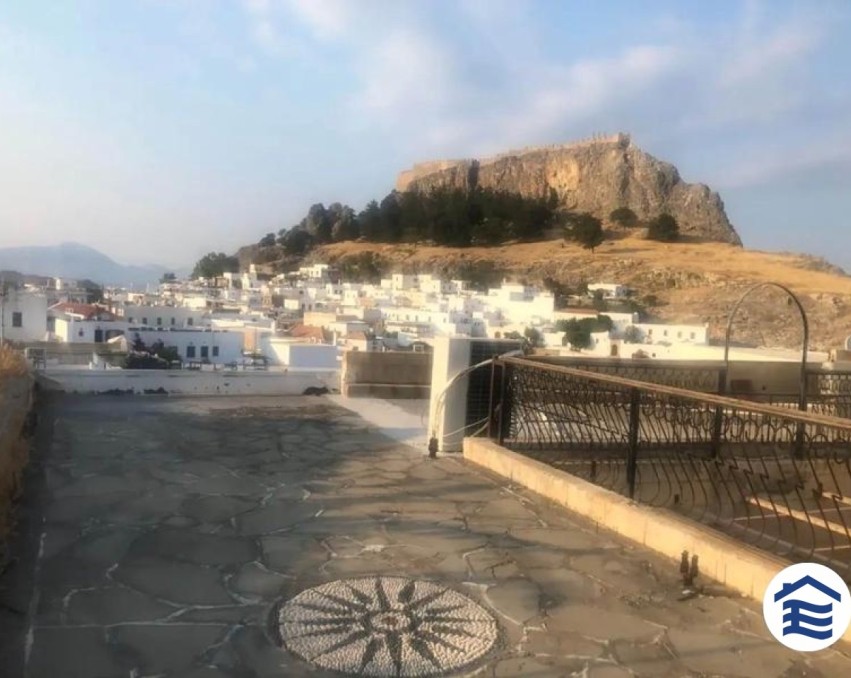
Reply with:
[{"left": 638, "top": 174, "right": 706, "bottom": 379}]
[{"left": 277, "top": 576, "right": 499, "bottom": 676}]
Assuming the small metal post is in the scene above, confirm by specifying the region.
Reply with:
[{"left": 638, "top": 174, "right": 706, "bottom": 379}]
[
  {"left": 487, "top": 356, "right": 499, "bottom": 439},
  {"left": 497, "top": 363, "right": 511, "bottom": 446},
  {"left": 711, "top": 368, "right": 726, "bottom": 459},
  {"left": 626, "top": 387, "right": 641, "bottom": 499}
]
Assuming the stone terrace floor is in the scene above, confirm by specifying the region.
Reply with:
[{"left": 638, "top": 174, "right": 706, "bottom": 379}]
[{"left": 1, "top": 395, "right": 850, "bottom": 678}]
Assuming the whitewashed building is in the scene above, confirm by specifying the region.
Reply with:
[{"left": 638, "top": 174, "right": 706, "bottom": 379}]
[
  {"left": 1, "top": 289, "right": 49, "bottom": 342},
  {"left": 632, "top": 322, "right": 709, "bottom": 346},
  {"left": 588, "top": 283, "right": 629, "bottom": 299},
  {"left": 126, "top": 328, "right": 243, "bottom": 364},
  {"left": 119, "top": 304, "right": 207, "bottom": 328}
]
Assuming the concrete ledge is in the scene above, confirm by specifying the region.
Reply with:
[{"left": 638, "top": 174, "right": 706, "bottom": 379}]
[
  {"left": 462, "top": 437, "right": 851, "bottom": 646},
  {"left": 36, "top": 369, "right": 337, "bottom": 396},
  {"left": 343, "top": 384, "right": 430, "bottom": 399}
]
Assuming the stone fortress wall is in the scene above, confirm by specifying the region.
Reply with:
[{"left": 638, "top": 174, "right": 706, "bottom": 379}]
[
  {"left": 396, "top": 133, "right": 630, "bottom": 191},
  {"left": 477, "top": 132, "right": 630, "bottom": 167}
]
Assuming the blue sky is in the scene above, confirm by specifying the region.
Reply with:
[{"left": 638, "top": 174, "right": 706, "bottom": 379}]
[{"left": 1, "top": 0, "right": 850, "bottom": 270}]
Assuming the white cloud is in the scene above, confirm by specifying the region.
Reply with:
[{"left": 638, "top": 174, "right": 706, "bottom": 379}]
[
  {"left": 354, "top": 29, "right": 457, "bottom": 115},
  {"left": 233, "top": 0, "right": 845, "bottom": 178},
  {"left": 716, "top": 134, "right": 851, "bottom": 189},
  {"left": 285, "top": 0, "right": 351, "bottom": 40},
  {"left": 720, "top": 20, "right": 822, "bottom": 87}
]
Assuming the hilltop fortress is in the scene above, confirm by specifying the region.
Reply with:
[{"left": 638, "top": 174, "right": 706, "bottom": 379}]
[{"left": 396, "top": 133, "right": 742, "bottom": 246}]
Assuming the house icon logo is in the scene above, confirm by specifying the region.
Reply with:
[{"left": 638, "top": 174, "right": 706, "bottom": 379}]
[{"left": 763, "top": 563, "right": 851, "bottom": 651}]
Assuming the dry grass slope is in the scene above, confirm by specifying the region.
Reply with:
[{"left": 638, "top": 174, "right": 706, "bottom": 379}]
[{"left": 313, "top": 234, "right": 851, "bottom": 351}]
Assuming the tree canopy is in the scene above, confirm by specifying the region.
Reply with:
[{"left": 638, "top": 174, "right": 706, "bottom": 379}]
[
  {"left": 557, "top": 315, "right": 613, "bottom": 349},
  {"left": 566, "top": 213, "right": 605, "bottom": 251},
  {"left": 272, "top": 187, "right": 559, "bottom": 256},
  {"left": 647, "top": 213, "right": 680, "bottom": 242},
  {"left": 192, "top": 252, "right": 239, "bottom": 279},
  {"left": 609, "top": 207, "right": 639, "bottom": 227}
]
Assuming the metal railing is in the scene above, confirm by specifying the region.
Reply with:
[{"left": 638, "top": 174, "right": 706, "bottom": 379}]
[
  {"left": 487, "top": 357, "right": 851, "bottom": 579},
  {"left": 527, "top": 356, "right": 851, "bottom": 420}
]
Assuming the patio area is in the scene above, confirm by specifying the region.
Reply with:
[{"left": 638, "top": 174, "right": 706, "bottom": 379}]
[{"left": 0, "top": 394, "right": 849, "bottom": 677}]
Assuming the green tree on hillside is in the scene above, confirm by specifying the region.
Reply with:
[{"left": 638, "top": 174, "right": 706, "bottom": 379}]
[
  {"left": 328, "top": 204, "right": 359, "bottom": 242},
  {"left": 557, "top": 315, "right": 613, "bottom": 350},
  {"left": 609, "top": 207, "right": 639, "bottom": 227},
  {"left": 358, "top": 200, "right": 383, "bottom": 241},
  {"left": 647, "top": 213, "right": 680, "bottom": 242},
  {"left": 305, "top": 203, "right": 332, "bottom": 243},
  {"left": 281, "top": 230, "right": 314, "bottom": 256},
  {"left": 567, "top": 213, "right": 605, "bottom": 252},
  {"left": 560, "top": 320, "right": 592, "bottom": 349},
  {"left": 192, "top": 252, "right": 239, "bottom": 279}
]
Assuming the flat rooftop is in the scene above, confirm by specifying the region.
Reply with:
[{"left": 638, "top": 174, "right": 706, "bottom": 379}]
[{"left": 1, "top": 395, "right": 848, "bottom": 676}]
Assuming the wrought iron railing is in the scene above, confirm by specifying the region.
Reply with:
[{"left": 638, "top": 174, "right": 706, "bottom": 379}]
[
  {"left": 528, "top": 356, "right": 851, "bottom": 420},
  {"left": 487, "top": 357, "right": 851, "bottom": 579},
  {"left": 527, "top": 356, "right": 725, "bottom": 393}
]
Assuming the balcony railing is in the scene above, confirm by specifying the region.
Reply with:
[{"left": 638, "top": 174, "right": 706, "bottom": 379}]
[{"left": 486, "top": 357, "right": 851, "bottom": 580}]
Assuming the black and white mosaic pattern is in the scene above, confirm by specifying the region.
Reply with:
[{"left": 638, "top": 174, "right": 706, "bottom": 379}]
[{"left": 277, "top": 576, "right": 499, "bottom": 676}]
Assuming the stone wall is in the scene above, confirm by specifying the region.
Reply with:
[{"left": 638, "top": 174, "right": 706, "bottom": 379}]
[
  {"left": 36, "top": 368, "right": 338, "bottom": 396},
  {"left": 0, "top": 375, "right": 35, "bottom": 539},
  {"left": 341, "top": 351, "right": 432, "bottom": 399}
]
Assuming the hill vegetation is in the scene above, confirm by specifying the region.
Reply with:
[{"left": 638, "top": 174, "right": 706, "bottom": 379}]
[
  {"left": 230, "top": 188, "right": 680, "bottom": 271},
  {"left": 269, "top": 188, "right": 562, "bottom": 254}
]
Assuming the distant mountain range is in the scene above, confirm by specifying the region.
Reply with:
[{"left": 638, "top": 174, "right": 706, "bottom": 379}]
[{"left": 0, "top": 242, "right": 181, "bottom": 287}]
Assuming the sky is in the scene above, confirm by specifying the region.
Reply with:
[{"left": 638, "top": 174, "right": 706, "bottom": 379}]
[{"left": 1, "top": 0, "right": 850, "bottom": 270}]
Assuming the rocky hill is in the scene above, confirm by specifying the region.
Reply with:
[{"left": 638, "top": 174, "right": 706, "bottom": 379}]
[{"left": 397, "top": 134, "right": 742, "bottom": 246}]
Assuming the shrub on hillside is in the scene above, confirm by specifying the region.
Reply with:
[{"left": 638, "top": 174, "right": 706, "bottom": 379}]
[
  {"left": 609, "top": 207, "right": 639, "bottom": 227},
  {"left": 646, "top": 213, "right": 680, "bottom": 242},
  {"left": 566, "top": 213, "right": 605, "bottom": 252}
]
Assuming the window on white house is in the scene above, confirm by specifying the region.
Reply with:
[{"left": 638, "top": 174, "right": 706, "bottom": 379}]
[
  {"left": 142, "top": 317, "right": 148, "bottom": 325},
  {"left": 200, "top": 346, "right": 209, "bottom": 359},
  {"left": 187, "top": 318, "right": 193, "bottom": 326},
  {"left": 171, "top": 318, "right": 175, "bottom": 325},
  {"left": 186, "top": 345, "right": 196, "bottom": 358},
  {"left": 212, "top": 346, "right": 219, "bottom": 357},
  {"left": 12, "top": 312, "right": 22, "bottom": 327},
  {"left": 157, "top": 317, "right": 162, "bottom": 326},
  {"left": 690, "top": 332, "right": 695, "bottom": 339}
]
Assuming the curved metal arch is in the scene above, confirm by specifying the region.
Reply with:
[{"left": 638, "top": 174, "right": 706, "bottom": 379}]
[{"left": 723, "top": 282, "right": 809, "bottom": 411}]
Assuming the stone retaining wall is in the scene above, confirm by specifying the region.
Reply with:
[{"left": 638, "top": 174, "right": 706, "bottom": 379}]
[
  {"left": 0, "top": 375, "right": 35, "bottom": 539},
  {"left": 36, "top": 368, "right": 337, "bottom": 396}
]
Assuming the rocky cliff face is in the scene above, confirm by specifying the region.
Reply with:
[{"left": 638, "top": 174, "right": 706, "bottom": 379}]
[{"left": 397, "top": 134, "right": 742, "bottom": 246}]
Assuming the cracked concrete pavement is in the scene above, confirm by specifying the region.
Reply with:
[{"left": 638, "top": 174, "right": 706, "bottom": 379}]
[{"left": 1, "top": 394, "right": 850, "bottom": 677}]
